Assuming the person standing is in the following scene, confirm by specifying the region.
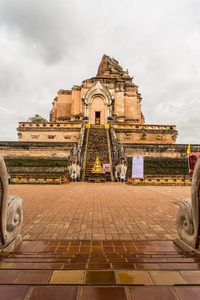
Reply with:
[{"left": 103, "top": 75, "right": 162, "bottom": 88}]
[{"left": 8, "top": 171, "right": 11, "bottom": 184}]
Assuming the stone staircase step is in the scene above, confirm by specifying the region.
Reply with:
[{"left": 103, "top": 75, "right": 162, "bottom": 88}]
[
  {"left": 1, "top": 285, "right": 200, "bottom": 300},
  {"left": 84, "top": 127, "right": 112, "bottom": 181},
  {"left": 1, "top": 240, "right": 200, "bottom": 299}
]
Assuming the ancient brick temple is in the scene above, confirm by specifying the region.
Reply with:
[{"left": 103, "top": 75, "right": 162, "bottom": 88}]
[{"left": 17, "top": 55, "right": 177, "bottom": 144}]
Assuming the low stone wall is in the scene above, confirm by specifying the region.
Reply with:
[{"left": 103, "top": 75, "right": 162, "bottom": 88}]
[
  {"left": 0, "top": 141, "right": 199, "bottom": 184},
  {"left": 125, "top": 144, "right": 200, "bottom": 159},
  {"left": 127, "top": 157, "right": 189, "bottom": 177},
  {"left": 126, "top": 157, "right": 192, "bottom": 185},
  {"left": 10, "top": 175, "right": 67, "bottom": 185},
  {"left": 127, "top": 175, "right": 191, "bottom": 186},
  {"left": 1, "top": 142, "right": 199, "bottom": 159},
  {"left": 0, "top": 141, "right": 75, "bottom": 157},
  {"left": 114, "top": 124, "right": 177, "bottom": 144},
  {"left": 17, "top": 122, "right": 82, "bottom": 142},
  {"left": 4, "top": 156, "right": 69, "bottom": 185}
]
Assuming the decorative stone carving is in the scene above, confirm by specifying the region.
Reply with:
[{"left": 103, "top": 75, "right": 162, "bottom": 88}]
[
  {"left": 68, "top": 163, "right": 81, "bottom": 181},
  {"left": 84, "top": 81, "right": 112, "bottom": 106},
  {"left": 115, "top": 163, "right": 127, "bottom": 182},
  {"left": 83, "top": 81, "right": 113, "bottom": 123},
  {"left": 68, "top": 144, "right": 79, "bottom": 179},
  {"left": 0, "top": 153, "right": 23, "bottom": 252},
  {"left": 68, "top": 125, "right": 87, "bottom": 180},
  {"left": 172, "top": 134, "right": 178, "bottom": 141},
  {"left": 175, "top": 156, "right": 200, "bottom": 250},
  {"left": 109, "top": 126, "right": 127, "bottom": 181},
  {"left": 119, "top": 144, "right": 126, "bottom": 160}
]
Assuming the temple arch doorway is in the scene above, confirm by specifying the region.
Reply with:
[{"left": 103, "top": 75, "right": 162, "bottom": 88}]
[{"left": 90, "top": 96, "right": 105, "bottom": 125}]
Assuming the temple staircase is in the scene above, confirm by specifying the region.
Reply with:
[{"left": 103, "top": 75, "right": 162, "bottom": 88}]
[{"left": 83, "top": 125, "right": 112, "bottom": 182}]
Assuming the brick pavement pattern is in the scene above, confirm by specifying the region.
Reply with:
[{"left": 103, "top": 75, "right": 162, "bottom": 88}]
[{"left": 9, "top": 183, "right": 191, "bottom": 241}]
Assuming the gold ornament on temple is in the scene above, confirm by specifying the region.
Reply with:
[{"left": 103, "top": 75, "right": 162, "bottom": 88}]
[{"left": 91, "top": 156, "right": 103, "bottom": 173}]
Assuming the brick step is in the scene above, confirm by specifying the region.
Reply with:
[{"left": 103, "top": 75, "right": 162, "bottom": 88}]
[
  {"left": 85, "top": 158, "right": 109, "bottom": 161},
  {"left": 1, "top": 241, "right": 200, "bottom": 298},
  {"left": 84, "top": 172, "right": 111, "bottom": 176},
  {"left": 0, "top": 285, "right": 199, "bottom": 300},
  {"left": 4, "top": 252, "right": 198, "bottom": 258},
  {"left": 87, "top": 144, "right": 107, "bottom": 148},
  {"left": 2, "top": 253, "right": 200, "bottom": 263},
  {"left": 88, "top": 139, "right": 107, "bottom": 142},
  {"left": 1, "top": 261, "right": 200, "bottom": 271},
  {"left": 85, "top": 172, "right": 110, "bottom": 178},
  {"left": 84, "top": 127, "right": 111, "bottom": 181},
  {"left": 3, "top": 250, "right": 200, "bottom": 260},
  {"left": 87, "top": 150, "right": 108, "bottom": 152},
  {"left": 87, "top": 150, "right": 107, "bottom": 152},
  {"left": 85, "top": 161, "right": 109, "bottom": 163},
  {"left": 1, "top": 249, "right": 200, "bottom": 270}
]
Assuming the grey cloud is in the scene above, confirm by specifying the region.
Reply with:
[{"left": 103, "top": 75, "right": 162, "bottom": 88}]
[
  {"left": 0, "top": 0, "right": 87, "bottom": 64},
  {"left": 0, "top": 0, "right": 200, "bottom": 143}
]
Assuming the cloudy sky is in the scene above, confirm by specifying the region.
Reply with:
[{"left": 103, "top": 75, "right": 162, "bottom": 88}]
[{"left": 0, "top": 0, "right": 199, "bottom": 144}]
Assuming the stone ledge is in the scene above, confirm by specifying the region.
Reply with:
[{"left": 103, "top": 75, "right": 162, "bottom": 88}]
[
  {"left": 174, "top": 237, "right": 200, "bottom": 253},
  {"left": 0, "top": 235, "right": 22, "bottom": 253},
  {"left": 127, "top": 175, "right": 191, "bottom": 186}
]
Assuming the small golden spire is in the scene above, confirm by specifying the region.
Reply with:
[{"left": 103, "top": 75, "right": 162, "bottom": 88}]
[{"left": 91, "top": 156, "right": 103, "bottom": 173}]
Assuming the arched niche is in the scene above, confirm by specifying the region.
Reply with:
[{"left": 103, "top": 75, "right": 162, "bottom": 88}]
[
  {"left": 90, "top": 96, "right": 105, "bottom": 125},
  {"left": 82, "top": 81, "right": 113, "bottom": 124}
]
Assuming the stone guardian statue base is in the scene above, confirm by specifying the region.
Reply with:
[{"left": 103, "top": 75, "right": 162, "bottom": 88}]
[
  {"left": 175, "top": 156, "right": 200, "bottom": 252},
  {"left": 0, "top": 153, "right": 23, "bottom": 252}
]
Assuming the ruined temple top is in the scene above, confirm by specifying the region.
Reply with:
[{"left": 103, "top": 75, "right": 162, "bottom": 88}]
[{"left": 96, "top": 55, "right": 132, "bottom": 80}]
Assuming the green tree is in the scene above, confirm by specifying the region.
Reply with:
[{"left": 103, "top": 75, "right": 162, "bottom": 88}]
[{"left": 27, "top": 114, "right": 47, "bottom": 122}]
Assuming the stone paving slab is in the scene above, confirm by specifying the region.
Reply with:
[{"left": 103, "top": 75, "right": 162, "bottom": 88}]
[
  {"left": 1, "top": 284, "right": 200, "bottom": 300},
  {"left": 9, "top": 183, "right": 191, "bottom": 241},
  {"left": 1, "top": 285, "right": 200, "bottom": 300},
  {"left": 1, "top": 239, "right": 200, "bottom": 299}
]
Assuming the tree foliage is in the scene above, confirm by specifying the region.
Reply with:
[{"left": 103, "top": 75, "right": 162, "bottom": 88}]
[{"left": 27, "top": 114, "right": 47, "bottom": 122}]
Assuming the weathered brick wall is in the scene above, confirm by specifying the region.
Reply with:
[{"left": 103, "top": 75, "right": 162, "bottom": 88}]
[
  {"left": 1, "top": 141, "right": 198, "bottom": 183},
  {"left": 126, "top": 144, "right": 200, "bottom": 180},
  {"left": 1, "top": 142, "right": 199, "bottom": 160},
  {"left": 0, "top": 141, "right": 76, "bottom": 157},
  {"left": 114, "top": 124, "right": 177, "bottom": 144},
  {"left": 5, "top": 156, "right": 68, "bottom": 174},
  {"left": 125, "top": 144, "right": 200, "bottom": 158},
  {"left": 17, "top": 122, "right": 82, "bottom": 142},
  {"left": 4, "top": 156, "right": 69, "bottom": 184},
  {"left": 127, "top": 157, "right": 189, "bottom": 178}
]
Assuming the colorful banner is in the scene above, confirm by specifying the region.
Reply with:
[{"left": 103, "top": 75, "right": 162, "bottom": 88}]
[
  {"left": 103, "top": 164, "right": 110, "bottom": 172},
  {"left": 132, "top": 155, "right": 144, "bottom": 178},
  {"left": 189, "top": 153, "right": 200, "bottom": 173}
]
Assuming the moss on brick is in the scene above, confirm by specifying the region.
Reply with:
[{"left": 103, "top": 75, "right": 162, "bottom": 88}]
[
  {"left": 5, "top": 157, "right": 68, "bottom": 168},
  {"left": 127, "top": 157, "right": 188, "bottom": 177}
]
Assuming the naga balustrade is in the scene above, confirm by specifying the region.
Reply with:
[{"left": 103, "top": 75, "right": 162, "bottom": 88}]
[
  {"left": 176, "top": 156, "right": 200, "bottom": 251},
  {"left": 0, "top": 153, "right": 23, "bottom": 252}
]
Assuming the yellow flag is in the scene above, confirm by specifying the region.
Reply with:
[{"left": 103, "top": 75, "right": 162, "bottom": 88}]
[{"left": 187, "top": 144, "right": 190, "bottom": 154}]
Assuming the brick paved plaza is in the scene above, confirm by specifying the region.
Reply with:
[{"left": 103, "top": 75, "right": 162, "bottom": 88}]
[
  {"left": 2, "top": 183, "right": 200, "bottom": 300},
  {"left": 9, "top": 183, "right": 191, "bottom": 241}
]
